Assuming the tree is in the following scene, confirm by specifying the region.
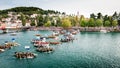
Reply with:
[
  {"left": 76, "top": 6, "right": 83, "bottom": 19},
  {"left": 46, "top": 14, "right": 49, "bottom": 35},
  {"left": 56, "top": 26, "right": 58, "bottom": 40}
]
[
  {"left": 112, "top": 12, "right": 118, "bottom": 20},
  {"left": 112, "top": 20, "right": 118, "bottom": 27},
  {"left": 51, "top": 20, "right": 55, "bottom": 26},
  {"left": 97, "top": 13, "right": 103, "bottom": 19},
  {"left": 0, "top": 15, "right": 2, "bottom": 20},
  {"left": 104, "top": 20, "right": 110, "bottom": 27},
  {"left": 44, "top": 20, "right": 51, "bottom": 27},
  {"left": 2, "top": 14, "right": 8, "bottom": 18},
  {"left": 74, "top": 16, "right": 79, "bottom": 26},
  {"left": 43, "top": 15, "right": 49, "bottom": 23},
  {"left": 20, "top": 13, "right": 26, "bottom": 26},
  {"left": 103, "top": 15, "right": 108, "bottom": 21},
  {"left": 30, "top": 19, "right": 35, "bottom": 26},
  {"left": 118, "top": 13, "right": 120, "bottom": 26},
  {"left": 88, "top": 18, "right": 95, "bottom": 27},
  {"left": 50, "top": 17, "right": 56, "bottom": 26},
  {"left": 90, "top": 13, "right": 96, "bottom": 19},
  {"left": 56, "top": 17, "right": 62, "bottom": 27},
  {"left": 70, "top": 16, "right": 76, "bottom": 26},
  {"left": 80, "top": 19, "right": 88, "bottom": 27},
  {"left": 108, "top": 16, "right": 113, "bottom": 23},
  {"left": 79, "top": 15, "right": 85, "bottom": 26},
  {"left": 36, "top": 15, "right": 44, "bottom": 26},
  {"left": 96, "top": 19, "right": 103, "bottom": 27},
  {"left": 103, "top": 15, "right": 108, "bottom": 26},
  {"left": 61, "top": 18, "right": 72, "bottom": 28}
]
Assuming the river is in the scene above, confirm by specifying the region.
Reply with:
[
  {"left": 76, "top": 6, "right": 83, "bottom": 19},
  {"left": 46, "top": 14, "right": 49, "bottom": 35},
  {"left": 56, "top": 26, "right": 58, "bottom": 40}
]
[{"left": 0, "top": 31, "right": 120, "bottom": 68}]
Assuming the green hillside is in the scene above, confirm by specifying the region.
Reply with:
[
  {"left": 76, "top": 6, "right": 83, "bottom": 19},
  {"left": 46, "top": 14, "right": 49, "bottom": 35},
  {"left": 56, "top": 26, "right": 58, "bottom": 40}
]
[{"left": 0, "top": 6, "right": 61, "bottom": 15}]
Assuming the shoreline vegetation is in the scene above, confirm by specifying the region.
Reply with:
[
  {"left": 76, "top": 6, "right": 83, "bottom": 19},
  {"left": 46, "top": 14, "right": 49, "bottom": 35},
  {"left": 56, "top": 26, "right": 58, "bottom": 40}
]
[{"left": 0, "top": 7, "right": 120, "bottom": 33}]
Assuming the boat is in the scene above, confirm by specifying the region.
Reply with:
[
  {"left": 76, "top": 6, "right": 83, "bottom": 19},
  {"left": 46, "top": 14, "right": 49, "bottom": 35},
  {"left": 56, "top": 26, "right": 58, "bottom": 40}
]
[
  {"left": 100, "top": 29, "right": 108, "bottom": 33},
  {"left": 60, "top": 39, "right": 72, "bottom": 42},
  {"left": 48, "top": 35, "right": 56, "bottom": 38},
  {"left": 0, "top": 49, "right": 5, "bottom": 52},
  {"left": 5, "top": 42, "right": 20, "bottom": 46},
  {"left": 60, "top": 36, "right": 74, "bottom": 42},
  {"left": 49, "top": 41, "right": 60, "bottom": 45},
  {"left": 31, "top": 38, "right": 42, "bottom": 44},
  {"left": 10, "top": 32, "right": 17, "bottom": 36},
  {"left": 14, "top": 52, "right": 37, "bottom": 59},
  {"left": 0, "top": 45, "right": 11, "bottom": 50},
  {"left": 52, "top": 32, "right": 59, "bottom": 36},
  {"left": 0, "top": 42, "right": 19, "bottom": 51},
  {"left": 31, "top": 37, "right": 48, "bottom": 43},
  {"left": 34, "top": 42, "right": 49, "bottom": 47},
  {"left": 36, "top": 47, "right": 54, "bottom": 52},
  {"left": 59, "top": 30, "right": 65, "bottom": 34},
  {"left": 31, "top": 39, "right": 41, "bottom": 43},
  {"left": 71, "top": 31, "right": 77, "bottom": 35},
  {"left": 35, "top": 34, "right": 41, "bottom": 36}
]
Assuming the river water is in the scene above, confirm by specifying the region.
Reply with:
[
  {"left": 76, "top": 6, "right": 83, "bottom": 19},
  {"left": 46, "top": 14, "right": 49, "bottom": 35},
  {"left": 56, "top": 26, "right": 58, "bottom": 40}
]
[{"left": 0, "top": 31, "right": 120, "bottom": 68}]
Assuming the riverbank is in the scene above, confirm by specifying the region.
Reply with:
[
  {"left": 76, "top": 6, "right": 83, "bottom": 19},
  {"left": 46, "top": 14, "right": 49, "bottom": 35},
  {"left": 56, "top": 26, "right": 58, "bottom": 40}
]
[
  {"left": 29, "top": 26, "right": 120, "bottom": 32},
  {"left": 79, "top": 27, "right": 120, "bottom": 32},
  {"left": 0, "top": 26, "right": 120, "bottom": 34}
]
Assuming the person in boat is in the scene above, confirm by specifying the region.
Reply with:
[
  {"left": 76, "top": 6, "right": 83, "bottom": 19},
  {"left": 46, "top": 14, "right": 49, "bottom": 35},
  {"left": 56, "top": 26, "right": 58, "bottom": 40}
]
[{"left": 14, "top": 52, "right": 35, "bottom": 59}]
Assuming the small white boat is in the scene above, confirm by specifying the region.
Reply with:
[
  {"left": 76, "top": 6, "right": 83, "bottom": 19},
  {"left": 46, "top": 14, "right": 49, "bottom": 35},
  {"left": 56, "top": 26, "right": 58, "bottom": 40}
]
[
  {"left": 100, "top": 29, "right": 108, "bottom": 33},
  {"left": 0, "top": 49, "right": 5, "bottom": 52},
  {"left": 10, "top": 32, "right": 17, "bottom": 36}
]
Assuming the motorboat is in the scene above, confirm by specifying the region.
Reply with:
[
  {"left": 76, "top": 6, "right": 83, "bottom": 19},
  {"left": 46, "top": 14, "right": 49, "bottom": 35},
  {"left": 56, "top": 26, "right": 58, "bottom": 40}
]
[
  {"left": 0, "top": 49, "right": 5, "bottom": 52},
  {"left": 100, "top": 29, "right": 108, "bottom": 33},
  {"left": 10, "top": 32, "right": 17, "bottom": 36}
]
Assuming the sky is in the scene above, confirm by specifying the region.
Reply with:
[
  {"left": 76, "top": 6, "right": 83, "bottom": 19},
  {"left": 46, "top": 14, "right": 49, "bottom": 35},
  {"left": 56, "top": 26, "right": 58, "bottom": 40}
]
[{"left": 0, "top": 0, "right": 120, "bottom": 17}]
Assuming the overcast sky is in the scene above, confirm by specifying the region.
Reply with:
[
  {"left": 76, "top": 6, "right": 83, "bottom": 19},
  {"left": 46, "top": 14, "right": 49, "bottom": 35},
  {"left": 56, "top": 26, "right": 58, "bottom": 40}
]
[{"left": 0, "top": 0, "right": 120, "bottom": 17}]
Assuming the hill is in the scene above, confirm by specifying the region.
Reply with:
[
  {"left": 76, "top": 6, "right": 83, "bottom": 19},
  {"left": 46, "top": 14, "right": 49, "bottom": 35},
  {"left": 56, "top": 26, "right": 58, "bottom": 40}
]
[{"left": 0, "top": 6, "right": 61, "bottom": 15}]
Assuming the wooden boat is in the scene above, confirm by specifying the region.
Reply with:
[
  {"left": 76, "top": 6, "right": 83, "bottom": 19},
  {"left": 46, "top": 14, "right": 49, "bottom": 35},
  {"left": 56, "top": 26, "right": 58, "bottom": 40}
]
[
  {"left": 48, "top": 36, "right": 56, "bottom": 38},
  {"left": 31, "top": 39, "right": 41, "bottom": 43},
  {"left": 34, "top": 42, "right": 49, "bottom": 47},
  {"left": 14, "top": 52, "right": 37, "bottom": 59},
  {"left": 35, "top": 34, "right": 41, "bottom": 36},
  {"left": 49, "top": 42, "right": 60, "bottom": 45},
  {"left": 0, "top": 45, "right": 11, "bottom": 49},
  {"left": 60, "top": 38, "right": 74, "bottom": 42},
  {"left": 0, "top": 42, "right": 19, "bottom": 51},
  {"left": 36, "top": 47, "right": 54, "bottom": 52},
  {"left": 5, "top": 42, "right": 19, "bottom": 46}
]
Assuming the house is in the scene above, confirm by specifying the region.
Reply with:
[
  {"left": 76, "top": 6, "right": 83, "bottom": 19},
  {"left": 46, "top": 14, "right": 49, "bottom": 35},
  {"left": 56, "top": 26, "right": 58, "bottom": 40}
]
[
  {"left": 31, "top": 14, "right": 38, "bottom": 18},
  {"left": 25, "top": 20, "right": 31, "bottom": 27}
]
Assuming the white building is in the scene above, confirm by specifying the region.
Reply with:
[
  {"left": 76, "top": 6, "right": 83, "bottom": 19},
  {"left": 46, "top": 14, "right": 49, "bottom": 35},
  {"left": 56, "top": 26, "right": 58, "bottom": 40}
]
[{"left": 30, "top": 14, "right": 38, "bottom": 18}]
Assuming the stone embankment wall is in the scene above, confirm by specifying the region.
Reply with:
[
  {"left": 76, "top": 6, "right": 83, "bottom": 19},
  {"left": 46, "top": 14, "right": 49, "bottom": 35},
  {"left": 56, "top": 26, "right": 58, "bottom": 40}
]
[
  {"left": 78, "top": 27, "right": 120, "bottom": 32},
  {"left": 29, "top": 26, "right": 120, "bottom": 32}
]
